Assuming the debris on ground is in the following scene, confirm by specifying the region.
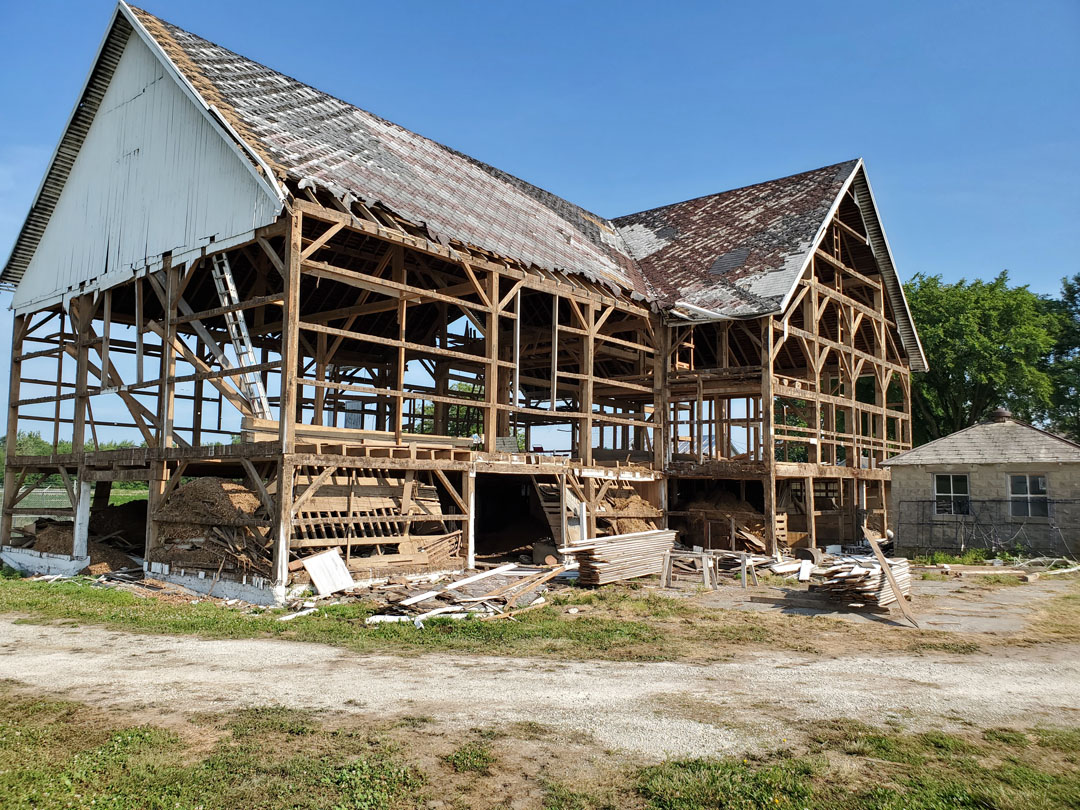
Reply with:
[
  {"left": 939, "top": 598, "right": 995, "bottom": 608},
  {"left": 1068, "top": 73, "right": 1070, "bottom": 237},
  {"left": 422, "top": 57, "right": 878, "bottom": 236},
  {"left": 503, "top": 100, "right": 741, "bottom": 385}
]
[
  {"left": 362, "top": 563, "right": 572, "bottom": 626},
  {"left": 815, "top": 557, "right": 912, "bottom": 606}
]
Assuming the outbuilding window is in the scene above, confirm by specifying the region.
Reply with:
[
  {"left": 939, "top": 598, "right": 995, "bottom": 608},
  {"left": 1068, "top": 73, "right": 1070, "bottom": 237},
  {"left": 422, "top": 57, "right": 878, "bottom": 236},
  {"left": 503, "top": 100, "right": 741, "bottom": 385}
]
[
  {"left": 934, "top": 474, "right": 970, "bottom": 515},
  {"left": 1009, "top": 474, "right": 1048, "bottom": 517}
]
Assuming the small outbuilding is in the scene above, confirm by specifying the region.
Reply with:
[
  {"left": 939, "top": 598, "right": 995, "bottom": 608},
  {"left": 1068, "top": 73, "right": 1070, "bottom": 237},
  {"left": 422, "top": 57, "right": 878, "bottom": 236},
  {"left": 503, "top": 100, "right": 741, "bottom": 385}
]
[{"left": 882, "top": 409, "right": 1080, "bottom": 557}]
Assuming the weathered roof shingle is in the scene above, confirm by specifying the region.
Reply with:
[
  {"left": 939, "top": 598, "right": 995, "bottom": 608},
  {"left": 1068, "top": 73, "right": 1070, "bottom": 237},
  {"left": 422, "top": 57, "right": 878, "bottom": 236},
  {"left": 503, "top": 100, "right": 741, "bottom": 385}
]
[{"left": 882, "top": 418, "right": 1080, "bottom": 467}]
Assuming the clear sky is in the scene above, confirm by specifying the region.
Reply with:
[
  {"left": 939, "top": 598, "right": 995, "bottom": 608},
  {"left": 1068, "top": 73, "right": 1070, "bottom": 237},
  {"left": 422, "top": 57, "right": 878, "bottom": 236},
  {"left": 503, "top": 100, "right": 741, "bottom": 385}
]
[{"left": 0, "top": 0, "right": 1077, "bottom": 430}]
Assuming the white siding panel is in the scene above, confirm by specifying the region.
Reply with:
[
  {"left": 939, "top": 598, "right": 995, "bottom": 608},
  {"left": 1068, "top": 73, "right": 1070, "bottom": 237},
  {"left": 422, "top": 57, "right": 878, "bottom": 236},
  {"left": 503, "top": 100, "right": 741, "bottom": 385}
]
[{"left": 13, "top": 30, "right": 280, "bottom": 313}]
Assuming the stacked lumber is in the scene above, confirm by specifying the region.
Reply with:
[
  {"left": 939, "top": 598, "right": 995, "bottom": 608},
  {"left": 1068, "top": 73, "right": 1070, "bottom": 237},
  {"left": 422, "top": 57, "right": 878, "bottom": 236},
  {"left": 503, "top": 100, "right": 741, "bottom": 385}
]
[
  {"left": 817, "top": 557, "right": 912, "bottom": 606},
  {"left": 564, "top": 529, "right": 677, "bottom": 585}
]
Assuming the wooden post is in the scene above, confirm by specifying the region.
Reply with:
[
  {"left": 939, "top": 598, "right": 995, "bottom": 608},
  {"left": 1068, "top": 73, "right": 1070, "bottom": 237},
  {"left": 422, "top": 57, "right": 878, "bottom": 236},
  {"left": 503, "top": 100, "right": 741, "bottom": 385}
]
[
  {"left": 805, "top": 476, "right": 817, "bottom": 549},
  {"left": 273, "top": 460, "right": 294, "bottom": 593},
  {"left": 1, "top": 314, "right": 26, "bottom": 547},
  {"left": 393, "top": 245, "right": 405, "bottom": 444},
  {"left": 71, "top": 296, "right": 91, "bottom": 455},
  {"left": 159, "top": 256, "right": 177, "bottom": 450},
  {"left": 280, "top": 213, "right": 301, "bottom": 453},
  {"left": 761, "top": 317, "right": 777, "bottom": 554},
  {"left": 580, "top": 302, "right": 594, "bottom": 465},
  {"left": 72, "top": 478, "right": 92, "bottom": 559},
  {"left": 484, "top": 269, "right": 499, "bottom": 453},
  {"left": 463, "top": 468, "right": 476, "bottom": 568}
]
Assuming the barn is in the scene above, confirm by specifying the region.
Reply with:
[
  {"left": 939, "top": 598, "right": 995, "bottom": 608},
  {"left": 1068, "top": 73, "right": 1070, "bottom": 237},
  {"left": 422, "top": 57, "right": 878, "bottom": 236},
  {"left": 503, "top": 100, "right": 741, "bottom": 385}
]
[{"left": 0, "top": 3, "right": 925, "bottom": 600}]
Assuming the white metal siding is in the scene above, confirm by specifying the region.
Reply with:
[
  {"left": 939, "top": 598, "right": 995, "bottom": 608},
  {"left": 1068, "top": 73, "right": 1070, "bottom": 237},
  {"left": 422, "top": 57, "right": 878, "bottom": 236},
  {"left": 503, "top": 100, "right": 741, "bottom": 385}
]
[{"left": 13, "top": 29, "right": 280, "bottom": 313}]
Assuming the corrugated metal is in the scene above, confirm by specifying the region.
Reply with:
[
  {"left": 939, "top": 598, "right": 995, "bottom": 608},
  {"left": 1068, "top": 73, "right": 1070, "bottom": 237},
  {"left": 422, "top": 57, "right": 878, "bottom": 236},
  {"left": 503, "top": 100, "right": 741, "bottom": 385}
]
[
  {"left": 11, "top": 26, "right": 280, "bottom": 313},
  {"left": 1, "top": 10, "right": 132, "bottom": 289}
]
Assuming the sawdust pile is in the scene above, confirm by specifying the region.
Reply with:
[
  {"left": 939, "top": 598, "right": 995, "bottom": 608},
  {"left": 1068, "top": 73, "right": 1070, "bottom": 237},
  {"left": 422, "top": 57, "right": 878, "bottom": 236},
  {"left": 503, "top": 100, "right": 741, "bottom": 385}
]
[
  {"left": 31, "top": 522, "right": 138, "bottom": 574},
  {"left": 155, "top": 478, "right": 262, "bottom": 541}
]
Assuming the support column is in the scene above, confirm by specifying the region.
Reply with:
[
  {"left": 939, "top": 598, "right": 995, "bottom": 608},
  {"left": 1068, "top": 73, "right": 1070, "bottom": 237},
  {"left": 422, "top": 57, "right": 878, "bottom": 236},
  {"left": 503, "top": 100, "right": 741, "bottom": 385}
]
[
  {"left": 484, "top": 270, "right": 499, "bottom": 453},
  {"left": 274, "top": 212, "right": 302, "bottom": 597},
  {"left": 1, "top": 314, "right": 26, "bottom": 547},
  {"left": 805, "top": 476, "right": 817, "bottom": 549},
  {"left": 761, "top": 316, "right": 777, "bottom": 554},
  {"left": 72, "top": 478, "right": 92, "bottom": 559},
  {"left": 463, "top": 469, "right": 476, "bottom": 569},
  {"left": 273, "top": 460, "right": 294, "bottom": 594},
  {"left": 580, "top": 302, "right": 594, "bottom": 465}
]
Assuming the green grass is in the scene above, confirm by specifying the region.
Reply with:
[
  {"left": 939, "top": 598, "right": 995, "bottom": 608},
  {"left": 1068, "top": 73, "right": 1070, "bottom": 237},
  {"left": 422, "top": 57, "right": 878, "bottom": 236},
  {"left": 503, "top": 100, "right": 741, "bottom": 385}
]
[
  {"left": 0, "top": 576, "right": 673, "bottom": 661},
  {"left": 443, "top": 741, "right": 495, "bottom": 774},
  {"left": 0, "top": 689, "right": 1077, "bottom": 810},
  {"left": 911, "top": 549, "right": 989, "bottom": 566},
  {"left": 107, "top": 490, "right": 147, "bottom": 505},
  {"left": 971, "top": 573, "right": 1026, "bottom": 586}
]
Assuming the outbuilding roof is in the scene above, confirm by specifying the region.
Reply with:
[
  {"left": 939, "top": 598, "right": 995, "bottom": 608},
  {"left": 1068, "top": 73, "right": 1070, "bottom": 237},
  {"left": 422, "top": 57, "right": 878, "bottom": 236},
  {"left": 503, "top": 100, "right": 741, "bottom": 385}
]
[{"left": 881, "top": 417, "right": 1080, "bottom": 467}]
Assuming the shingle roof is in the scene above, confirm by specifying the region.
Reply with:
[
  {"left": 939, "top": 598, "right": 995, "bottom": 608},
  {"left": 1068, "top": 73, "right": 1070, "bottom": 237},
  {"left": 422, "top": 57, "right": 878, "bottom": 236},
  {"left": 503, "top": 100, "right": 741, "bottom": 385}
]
[
  {"left": 614, "top": 161, "right": 859, "bottom": 317},
  {"left": 881, "top": 419, "right": 1080, "bottom": 467},
  {"left": 0, "top": 0, "right": 926, "bottom": 370},
  {"left": 128, "top": 6, "right": 645, "bottom": 297}
]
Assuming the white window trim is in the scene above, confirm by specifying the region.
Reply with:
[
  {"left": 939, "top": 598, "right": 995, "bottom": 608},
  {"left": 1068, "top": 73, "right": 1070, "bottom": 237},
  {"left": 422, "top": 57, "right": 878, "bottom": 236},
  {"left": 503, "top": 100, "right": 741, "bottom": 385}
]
[
  {"left": 1006, "top": 473, "right": 1050, "bottom": 521},
  {"left": 932, "top": 472, "right": 970, "bottom": 518}
]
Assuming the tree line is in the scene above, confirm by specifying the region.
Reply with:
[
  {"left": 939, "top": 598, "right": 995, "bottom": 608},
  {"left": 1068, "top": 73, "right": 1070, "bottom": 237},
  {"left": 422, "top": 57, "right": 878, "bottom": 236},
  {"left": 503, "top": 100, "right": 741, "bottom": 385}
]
[{"left": 904, "top": 271, "right": 1079, "bottom": 445}]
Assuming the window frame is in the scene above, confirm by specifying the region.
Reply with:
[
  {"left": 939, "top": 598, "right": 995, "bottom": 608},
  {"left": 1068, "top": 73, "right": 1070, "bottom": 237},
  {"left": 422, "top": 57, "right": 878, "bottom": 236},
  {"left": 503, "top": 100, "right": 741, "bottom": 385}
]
[
  {"left": 1007, "top": 473, "right": 1049, "bottom": 520},
  {"left": 933, "top": 473, "right": 970, "bottom": 516}
]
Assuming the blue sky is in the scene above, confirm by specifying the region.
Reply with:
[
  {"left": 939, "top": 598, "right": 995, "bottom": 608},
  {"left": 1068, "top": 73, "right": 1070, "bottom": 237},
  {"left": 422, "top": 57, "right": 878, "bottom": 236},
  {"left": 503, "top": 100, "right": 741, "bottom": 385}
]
[{"left": 0, "top": 0, "right": 1077, "bottom": 438}]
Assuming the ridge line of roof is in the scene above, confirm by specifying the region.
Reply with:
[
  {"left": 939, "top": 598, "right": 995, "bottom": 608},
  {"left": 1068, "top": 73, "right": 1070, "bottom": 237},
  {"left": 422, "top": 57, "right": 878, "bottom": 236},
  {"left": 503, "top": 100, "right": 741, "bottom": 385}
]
[{"left": 611, "top": 158, "right": 861, "bottom": 223}]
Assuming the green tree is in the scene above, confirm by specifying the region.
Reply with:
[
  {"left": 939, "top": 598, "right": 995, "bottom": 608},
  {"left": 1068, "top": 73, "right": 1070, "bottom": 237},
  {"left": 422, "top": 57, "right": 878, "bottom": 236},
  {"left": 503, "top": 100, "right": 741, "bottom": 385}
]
[
  {"left": 904, "top": 271, "right": 1060, "bottom": 444},
  {"left": 1045, "top": 273, "right": 1080, "bottom": 442}
]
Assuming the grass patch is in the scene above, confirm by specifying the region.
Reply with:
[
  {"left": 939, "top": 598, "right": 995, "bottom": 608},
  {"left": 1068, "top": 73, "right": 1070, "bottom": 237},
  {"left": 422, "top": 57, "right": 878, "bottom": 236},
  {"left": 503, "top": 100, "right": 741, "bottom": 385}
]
[
  {"left": 636, "top": 757, "right": 816, "bottom": 809},
  {"left": 1027, "top": 581, "right": 1080, "bottom": 643},
  {"left": 911, "top": 549, "right": 989, "bottom": 566},
  {"left": 107, "top": 489, "right": 147, "bottom": 505},
  {"left": 1, "top": 575, "right": 1074, "bottom": 666},
  {"left": 919, "top": 571, "right": 951, "bottom": 581},
  {"left": 443, "top": 740, "right": 495, "bottom": 774},
  {"left": 0, "top": 686, "right": 1077, "bottom": 810},
  {"left": 907, "top": 640, "right": 982, "bottom": 655},
  {"left": 971, "top": 573, "right": 1026, "bottom": 587}
]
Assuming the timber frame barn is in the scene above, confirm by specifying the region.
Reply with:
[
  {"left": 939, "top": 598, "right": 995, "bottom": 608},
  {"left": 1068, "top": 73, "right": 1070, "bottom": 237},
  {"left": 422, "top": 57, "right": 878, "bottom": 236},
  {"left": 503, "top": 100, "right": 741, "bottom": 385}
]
[{"left": 0, "top": 3, "right": 927, "bottom": 599}]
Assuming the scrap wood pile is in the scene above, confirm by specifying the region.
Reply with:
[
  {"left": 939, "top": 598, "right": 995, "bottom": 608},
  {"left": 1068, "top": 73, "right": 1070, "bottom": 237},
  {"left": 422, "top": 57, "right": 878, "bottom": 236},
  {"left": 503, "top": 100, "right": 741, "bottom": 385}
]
[
  {"left": 363, "top": 563, "right": 570, "bottom": 626},
  {"left": 563, "top": 529, "right": 677, "bottom": 585},
  {"left": 147, "top": 478, "right": 272, "bottom": 578},
  {"left": 814, "top": 557, "right": 912, "bottom": 606},
  {"left": 684, "top": 492, "right": 773, "bottom": 552},
  {"left": 291, "top": 470, "right": 459, "bottom": 576}
]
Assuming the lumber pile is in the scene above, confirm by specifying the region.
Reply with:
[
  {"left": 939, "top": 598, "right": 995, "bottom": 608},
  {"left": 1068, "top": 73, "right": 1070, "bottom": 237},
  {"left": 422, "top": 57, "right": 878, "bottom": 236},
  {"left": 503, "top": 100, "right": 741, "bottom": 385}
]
[
  {"left": 563, "top": 529, "right": 677, "bottom": 585},
  {"left": 817, "top": 557, "right": 912, "bottom": 606}
]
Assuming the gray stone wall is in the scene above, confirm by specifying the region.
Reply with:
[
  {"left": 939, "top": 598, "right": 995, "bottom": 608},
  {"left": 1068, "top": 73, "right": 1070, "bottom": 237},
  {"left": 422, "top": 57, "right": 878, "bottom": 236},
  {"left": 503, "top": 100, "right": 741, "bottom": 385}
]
[{"left": 889, "top": 462, "right": 1080, "bottom": 556}]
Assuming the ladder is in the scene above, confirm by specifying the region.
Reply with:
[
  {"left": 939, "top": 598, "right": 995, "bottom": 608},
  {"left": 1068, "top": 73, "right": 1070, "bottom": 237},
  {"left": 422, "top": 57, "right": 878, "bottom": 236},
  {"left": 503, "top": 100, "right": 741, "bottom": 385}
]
[{"left": 210, "top": 252, "right": 271, "bottom": 419}]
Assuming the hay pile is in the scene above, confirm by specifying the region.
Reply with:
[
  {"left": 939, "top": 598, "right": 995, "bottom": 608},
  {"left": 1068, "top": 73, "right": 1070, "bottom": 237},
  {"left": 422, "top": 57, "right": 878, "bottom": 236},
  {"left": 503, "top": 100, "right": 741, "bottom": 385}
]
[
  {"left": 607, "top": 494, "right": 660, "bottom": 534},
  {"left": 31, "top": 521, "right": 139, "bottom": 574},
  {"left": 155, "top": 478, "right": 262, "bottom": 541}
]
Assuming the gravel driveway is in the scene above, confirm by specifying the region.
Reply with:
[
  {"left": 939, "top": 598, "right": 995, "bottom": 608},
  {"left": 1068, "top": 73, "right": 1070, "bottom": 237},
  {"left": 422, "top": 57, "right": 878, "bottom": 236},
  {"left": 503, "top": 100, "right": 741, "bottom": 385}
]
[{"left": 2, "top": 618, "right": 1077, "bottom": 759}]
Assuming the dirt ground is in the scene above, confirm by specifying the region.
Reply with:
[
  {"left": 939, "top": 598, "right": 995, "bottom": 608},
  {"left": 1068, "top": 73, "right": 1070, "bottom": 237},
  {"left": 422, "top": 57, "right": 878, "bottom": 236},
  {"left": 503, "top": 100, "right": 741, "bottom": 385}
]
[{"left": 1, "top": 612, "right": 1077, "bottom": 762}]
